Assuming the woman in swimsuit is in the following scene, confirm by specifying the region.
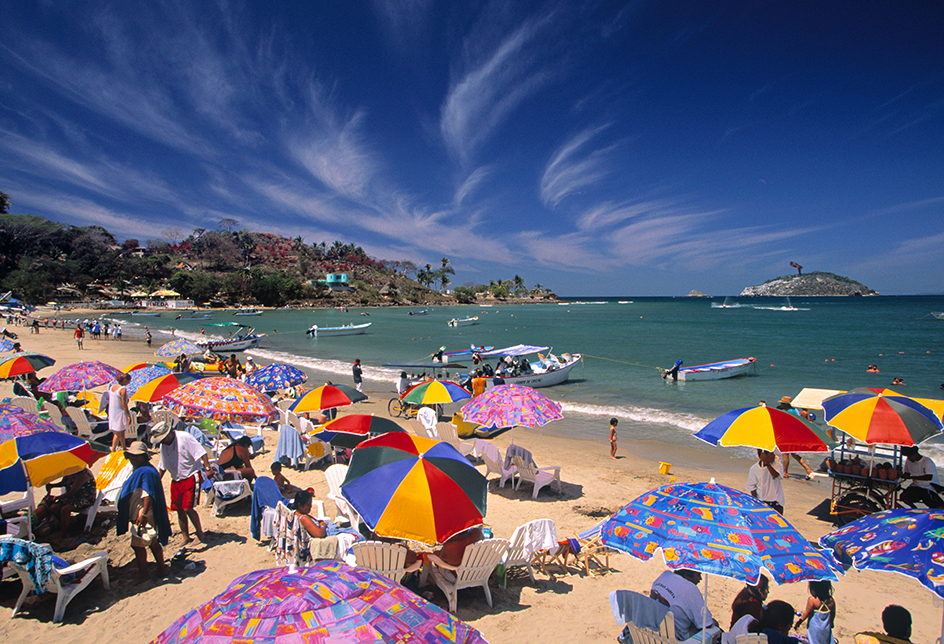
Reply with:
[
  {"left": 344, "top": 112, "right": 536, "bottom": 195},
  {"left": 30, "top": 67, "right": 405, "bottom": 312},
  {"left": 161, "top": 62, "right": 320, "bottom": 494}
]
[
  {"left": 217, "top": 436, "right": 256, "bottom": 482},
  {"left": 33, "top": 468, "right": 97, "bottom": 538}
]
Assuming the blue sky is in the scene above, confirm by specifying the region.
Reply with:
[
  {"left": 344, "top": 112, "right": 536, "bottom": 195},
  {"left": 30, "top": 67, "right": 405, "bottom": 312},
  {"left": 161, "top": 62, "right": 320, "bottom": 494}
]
[{"left": 2, "top": 1, "right": 942, "bottom": 296}]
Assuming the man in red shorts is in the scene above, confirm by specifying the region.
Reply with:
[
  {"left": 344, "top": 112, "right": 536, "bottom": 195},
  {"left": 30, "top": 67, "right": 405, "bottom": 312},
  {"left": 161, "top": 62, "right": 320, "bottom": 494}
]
[{"left": 152, "top": 421, "right": 211, "bottom": 544}]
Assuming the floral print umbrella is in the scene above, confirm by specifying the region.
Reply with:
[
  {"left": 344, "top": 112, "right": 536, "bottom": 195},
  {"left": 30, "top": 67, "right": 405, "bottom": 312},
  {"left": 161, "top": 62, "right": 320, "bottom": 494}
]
[
  {"left": 155, "top": 338, "right": 204, "bottom": 358},
  {"left": 245, "top": 363, "right": 307, "bottom": 392},
  {"left": 151, "top": 561, "right": 490, "bottom": 644},
  {"left": 460, "top": 383, "right": 563, "bottom": 429},
  {"left": 0, "top": 404, "right": 65, "bottom": 442},
  {"left": 162, "top": 376, "right": 277, "bottom": 424},
  {"left": 38, "top": 360, "right": 124, "bottom": 393}
]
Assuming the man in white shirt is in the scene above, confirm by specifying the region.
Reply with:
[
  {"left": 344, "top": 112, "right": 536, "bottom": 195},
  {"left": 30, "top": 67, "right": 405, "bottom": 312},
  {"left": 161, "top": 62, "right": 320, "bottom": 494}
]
[
  {"left": 650, "top": 569, "right": 716, "bottom": 641},
  {"left": 746, "top": 449, "right": 785, "bottom": 514},
  {"left": 901, "top": 445, "right": 944, "bottom": 508},
  {"left": 153, "top": 421, "right": 211, "bottom": 544}
]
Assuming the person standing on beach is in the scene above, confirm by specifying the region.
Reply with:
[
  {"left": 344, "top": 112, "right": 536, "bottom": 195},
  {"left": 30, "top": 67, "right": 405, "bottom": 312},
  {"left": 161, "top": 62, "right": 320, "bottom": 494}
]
[
  {"left": 776, "top": 396, "right": 815, "bottom": 479},
  {"left": 352, "top": 358, "right": 363, "bottom": 393},
  {"left": 108, "top": 372, "right": 132, "bottom": 452},
  {"left": 74, "top": 324, "right": 84, "bottom": 349},
  {"left": 747, "top": 449, "right": 785, "bottom": 514},
  {"left": 117, "top": 441, "right": 171, "bottom": 581},
  {"left": 609, "top": 418, "right": 619, "bottom": 459},
  {"left": 145, "top": 327, "right": 152, "bottom": 347},
  {"left": 152, "top": 421, "right": 209, "bottom": 545}
]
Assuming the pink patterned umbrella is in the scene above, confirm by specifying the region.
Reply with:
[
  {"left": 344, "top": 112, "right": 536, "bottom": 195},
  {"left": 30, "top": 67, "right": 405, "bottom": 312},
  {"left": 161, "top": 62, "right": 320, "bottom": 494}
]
[
  {"left": 460, "top": 383, "right": 564, "bottom": 429},
  {"left": 162, "top": 376, "right": 277, "bottom": 424},
  {"left": 38, "top": 361, "right": 124, "bottom": 393},
  {"left": 151, "top": 561, "right": 489, "bottom": 644},
  {"left": 0, "top": 404, "right": 65, "bottom": 442}
]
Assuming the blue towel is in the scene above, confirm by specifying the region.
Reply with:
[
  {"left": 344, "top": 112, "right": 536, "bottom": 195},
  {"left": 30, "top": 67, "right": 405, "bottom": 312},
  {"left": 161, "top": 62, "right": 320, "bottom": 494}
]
[
  {"left": 610, "top": 590, "right": 671, "bottom": 644},
  {"left": 0, "top": 538, "right": 54, "bottom": 592},
  {"left": 186, "top": 425, "right": 213, "bottom": 448},
  {"left": 250, "top": 476, "right": 288, "bottom": 540},
  {"left": 274, "top": 424, "right": 306, "bottom": 468},
  {"left": 117, "top": 463, "right": 172, "bottom": 546}
]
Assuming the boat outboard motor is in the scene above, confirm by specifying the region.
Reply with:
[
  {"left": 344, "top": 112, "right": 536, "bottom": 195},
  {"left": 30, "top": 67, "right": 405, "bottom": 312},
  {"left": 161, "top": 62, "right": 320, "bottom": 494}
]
[{"left": 663, "top": 360, "right": 683, "bottom": 380}]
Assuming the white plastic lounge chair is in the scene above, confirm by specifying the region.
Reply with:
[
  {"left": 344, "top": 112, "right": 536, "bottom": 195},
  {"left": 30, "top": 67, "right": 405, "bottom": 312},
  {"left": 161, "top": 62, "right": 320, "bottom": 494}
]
[
  {"left": 64, "top": 407, "right": 110, "bottom": 443},
  {"left": 80, "top": 451, "right": 134, "bottom": 531},
  {"left": 503, "top": 519, "right": 558, "bottom": 582},
  {"left": 427, "top": 538, "right": 509, "bottom": 613},
  {"left": 206, "top": 479, "right": 252, "bottom": 516},
  {"left": 151, "top": 408, "right": 181, "bottom": 431},
  {"left": 551, "top": 519, "right": 615, "bottom": 577},
  {"left": 350, "top": 541, "right": 421, "bottom": 582},
  {"left": 481, "top": 448, "right": 517, "bottom": 488},
  {"left": 324, "top": 463, "right": 361, "bottom": 528},
  {"left": 610, "top": 590, "right": 678, "bottom": 644},
  {"left": 10, "top": 546, "right": 109, "bottom": 623},
  {"left": 43, "top": 403, "right": 68, "bottom": 431},
  {"left": 417, "top": 406, "right": 438, "bottom": 439},
  {"left": 512, "top": 454, "right": 562, "bottom": 499},
  {"left": 11, "top": 396, "right": 40, "bottom": 414},
  {"left": 438, "top": 423, "right": 475, "bottom": 457}
]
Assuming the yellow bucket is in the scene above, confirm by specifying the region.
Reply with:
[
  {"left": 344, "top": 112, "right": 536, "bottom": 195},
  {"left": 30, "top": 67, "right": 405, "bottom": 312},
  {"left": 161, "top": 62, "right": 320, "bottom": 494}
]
[{"left": 658, "top": 461, "right": 672, "bottom": 475}]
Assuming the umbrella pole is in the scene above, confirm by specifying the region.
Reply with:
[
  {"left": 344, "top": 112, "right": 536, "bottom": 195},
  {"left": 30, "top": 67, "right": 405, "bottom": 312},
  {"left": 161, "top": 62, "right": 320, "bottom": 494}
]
[
  {"left": 939, "top": 600, "right": 943, "bottom": 644},
  {"left": 702, "top": 575, "right": 709, "bottom": 644}
]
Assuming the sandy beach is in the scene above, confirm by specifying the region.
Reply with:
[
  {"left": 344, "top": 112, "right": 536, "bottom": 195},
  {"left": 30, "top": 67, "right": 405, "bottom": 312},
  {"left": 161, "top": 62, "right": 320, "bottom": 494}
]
[{"left": 1, "top": 323, "right": 940, "bottom": 643}]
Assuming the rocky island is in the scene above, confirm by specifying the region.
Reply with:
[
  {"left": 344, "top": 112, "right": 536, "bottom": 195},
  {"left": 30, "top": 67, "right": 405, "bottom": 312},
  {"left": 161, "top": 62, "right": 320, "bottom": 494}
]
[{"left": 740, "top": 271, "right": 877, "bottom": 297}]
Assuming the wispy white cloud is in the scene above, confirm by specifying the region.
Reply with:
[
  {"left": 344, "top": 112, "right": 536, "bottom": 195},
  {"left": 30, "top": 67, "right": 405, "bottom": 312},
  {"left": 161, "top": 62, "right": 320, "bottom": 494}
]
[
  {"left": 540, "top": 125, "right": 624, "bottom": 207},
  {"left": 454, "top": 166, "right": 493, "bottom": 206},
  {"left": 372, "top": 0, "right": 435, "bottom": 51}
]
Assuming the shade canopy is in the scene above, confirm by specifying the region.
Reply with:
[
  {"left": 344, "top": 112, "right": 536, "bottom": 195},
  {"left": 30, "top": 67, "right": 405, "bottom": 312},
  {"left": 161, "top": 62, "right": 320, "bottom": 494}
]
[
  {"left": 822, "top": 388, "right": 943, "bottom": 445},
  {"left": 290, "top": 383, "right": 367, "bottom": 413},
  {"left": 38, "top": 360, "right": 123, "bottom": 393},
  {"left": 401, "top": 379, "right": 472, "bottom": 405},
  {"left": 0, "top": 353, "right": 56, "bottom": 379},
  {"left": 695, "top": 406, "right": 837, "bottom": 453},
  {"left": 460, "top": 384, "right": 563, "bottom": 429},
  {"left": 162, "top": 376, "right": 278, "bottom": 424}
]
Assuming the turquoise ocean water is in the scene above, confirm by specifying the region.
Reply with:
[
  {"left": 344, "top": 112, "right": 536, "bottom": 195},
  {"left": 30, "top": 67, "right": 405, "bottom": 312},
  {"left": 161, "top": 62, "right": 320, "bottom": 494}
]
[{"left": 101, "top": 296, "right": 944, "bottom": 458}]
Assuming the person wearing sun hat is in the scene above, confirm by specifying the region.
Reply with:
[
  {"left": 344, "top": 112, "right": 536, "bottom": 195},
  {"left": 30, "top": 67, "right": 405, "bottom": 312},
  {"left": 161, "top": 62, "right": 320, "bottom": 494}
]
[
  {"left": 117, "top": 441, "right": 172, "bottom": 580},
  {"left": 776, "top": 395, "right": 816, "bottom": 480},
  {"left": 152, "top": 421, "right": 210, "bottom": 545}
]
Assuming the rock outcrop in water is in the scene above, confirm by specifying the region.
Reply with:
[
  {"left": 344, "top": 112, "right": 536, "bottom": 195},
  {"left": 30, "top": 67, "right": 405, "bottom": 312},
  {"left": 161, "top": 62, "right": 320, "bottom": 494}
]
[
  {"left": 687, "top": 290, "right": 710, "bottom": 297},
  {"left": 740, "top": 271, "right": 877, "bottom": 296}
]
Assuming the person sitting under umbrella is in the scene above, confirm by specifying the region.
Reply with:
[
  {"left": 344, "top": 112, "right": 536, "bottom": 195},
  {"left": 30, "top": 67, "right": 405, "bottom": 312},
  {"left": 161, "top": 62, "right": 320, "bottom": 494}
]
[
  {"left": 757, "top": 600, "right": 802, "bottom": 644},
  {"left": 856, "top": 605, "right": 913, "bottom": 644},
  {"left": 899, "top": 445, "right": 944, "bottom": 508},
  {"left": 650, "top": 568, "right": 719, "bottom": 642},
  {"left": 730, "top": 574, "right": 770, "bottom": 629},
  {"left": 32, "top": 467, "right": 97, "bottom": 539},
  {"left": 217, "top": 436, "right": 256, "bottom": 483}
]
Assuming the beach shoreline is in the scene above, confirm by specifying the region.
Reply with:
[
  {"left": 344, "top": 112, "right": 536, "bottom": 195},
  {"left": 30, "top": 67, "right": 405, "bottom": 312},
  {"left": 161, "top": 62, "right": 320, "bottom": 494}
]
[{"left": 1, "top": 326, "right": 941, "bottom": 643}]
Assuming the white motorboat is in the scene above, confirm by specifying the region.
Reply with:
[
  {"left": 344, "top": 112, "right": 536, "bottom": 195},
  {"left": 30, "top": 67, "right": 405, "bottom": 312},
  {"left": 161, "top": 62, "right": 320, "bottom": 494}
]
[
  {"left": 306, "top": 322, "right": 371, "bottom": 337},
  {"left": 755, "top": 297, "right": 809, "bottom": 311},
  {"left": 672, "top": 357, "right": 757, "bottom": 381},
  {"left": 447, "top": 316, "right": 479, "bottom": 327},
  {"left": 196, "top": 323, "right": 265, "bottom": 351},
  {"left": 130, "top": 311, "right": 162, "bottom": 317},
  {"left": 234, "top": 308, "right": 263, "bottom": 316},
  {"left": 711, "top": 297, "right": 744, "bottom": 309},
  {"left": 476, "top": 344, "right": 581, "bottom": 387},
  {"left": 931, "top": 311, "right": 944, "bottom": 320}
]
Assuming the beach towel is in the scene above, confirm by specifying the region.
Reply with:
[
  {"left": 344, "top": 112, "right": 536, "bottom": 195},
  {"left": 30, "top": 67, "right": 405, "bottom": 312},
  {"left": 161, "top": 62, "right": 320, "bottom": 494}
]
[
  {"left": 117, "top": 463, "right": 172, "bottom": 546},
  {"left": 610, "top": 590, "right": 671, "bottom": 643},
  {"left": 274, "top": 423, "right": 306, "bottom": 468},
  {"left": 504, "top": 444, "right": 536, "bottom": 469},
  {"left": 221, "top": 422, "right": 265, "bottom": 454},
  {"left": 185, "top": 425, "right": 213, "bottom": 448},
  {"left": 0, "top": 538, "right": 54, "bottom": 592},
  {"left": 250, "top": 476, "right": 288, "bottom": 540}
]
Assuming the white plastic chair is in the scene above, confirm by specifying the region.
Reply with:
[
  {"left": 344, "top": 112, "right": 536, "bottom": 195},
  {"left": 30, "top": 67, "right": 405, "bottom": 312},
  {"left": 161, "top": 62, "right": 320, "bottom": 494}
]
[
  {"left": 324, "top": 463, "right": 361, "bottom": 528},
  {"left": 417, "top": 406, "right": 438, "bottom": 439},
  {"left": 44, "top": 404, "right": 68, "bottom": 431},
  {"left": 438, "top": 423, "right": 475, "bottom": 457},
  {"left": 350, "top": 541, "right": 421, "bottom": 582},
  {"left": 427, "top": 538, "right": 510, "bottom": 613},
  {"left": 503, "top": 519, "right": 558, "bottom": 582},
  {"left": 512, "top": 455, "right": 562, "bottom": 499},
  {"left": 481, "top": 448, "right": 517, "bottom": 488},
  {"left": 206, "top": 479, "right": 252, "bottom": 516},
  {"left": 10, "top": 546, "right": 110, "bottom": 623},
  {"left": 65, "top": 406, "right": 110, "bottom": 443},
  {"left": 11, "top": 396, "right": 40, "bottom": 414}
]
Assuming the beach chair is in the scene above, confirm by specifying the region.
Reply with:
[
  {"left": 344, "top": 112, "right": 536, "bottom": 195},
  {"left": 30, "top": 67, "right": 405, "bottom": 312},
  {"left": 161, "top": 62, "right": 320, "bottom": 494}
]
[
  {"left": 65, "top": 406, "right": 110, "bottom": 444},
  {"left": 7, "top": 541, "right": 109, "bottom": 623},
  {"left": 417, "top": 406, "right": 439, "bottom": 439},
  {"left": 427, "top": 538, "right": 510, "bottom": 613},
  {"left": 550, "top": 519, "right": 615, "bottom": 577},
  {"left": 11, "top": 396, "right": 40, "bottom": 414},
  {"left": 503, "top": 519, "right": 558, "bottom": 582},
  {"left": 273, "top": 501, "right": 338, "bottom": 567},
  {"left": 480, "top": 444, "right": 517, "bottom": 488},
  {"left": 735, "top": 636, "right": 768, "bottom": 644},
  {"left": 80, "top": 451, "right": 133, "bottom": 531},
  {"left": 438, "top": 422, "right": 475, "bottom": 457},
  {"left": 206, "top": 478, "right": 252, "bottom": 517},
  {"left": 350, "top": 541, "right": 421, "bottom": 583},
  {"left": 324, "top": 463, "right": 361, "bottom": 528},
  {"left": 512, "top": 454, "right": 561, "bottom": 499},
  {"left": 151, "top": 408, "right": 182, "bottom": 431},
  {"left": 609, "top": 590, "right": 677, "bottom": 644},
  {"left": 44, "top": 403, "right": 69, "bottom": 432}
]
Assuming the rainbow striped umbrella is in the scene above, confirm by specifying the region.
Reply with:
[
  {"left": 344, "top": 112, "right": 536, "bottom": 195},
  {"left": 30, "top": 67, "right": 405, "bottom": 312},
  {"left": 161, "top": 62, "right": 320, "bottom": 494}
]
[
  {"left": 123, "top": 362, "right": 167, "bottom": 373},
  {"left": 460, "top": 383, "right": 563, "bottom": 429},
  {"left": 125, "top": 364, "right": 173, "bottom": 394},
  {"left": 246, "top": 363, "right": 308, "bottom": 392},
  {"left": 0, "top": 353, "right": 56, "bottom": 379},
  {"left": 313, "top": 414, "right": 406, "bottom": 448},
  {"left": 129, "top": 372, "right": 202, "bottom": 403},
  {"left": 822, "top": 388, "right": 943, "bottom": 446},
  {"left": 695, "top": 406, "right": 837, "bottom": 453},
  {"left": 0, "top": 429, "right": 107, "bottom": 493},
  {"left": 155, "top": 338, "right": 204, "bottom": 358},
  {"left": 163, "top": 376, "right": 277, "bottom": 424},
  {"left": 290, "top": 384, "right": 367, "bottom": 414},
  {"left": 341, "top": 432, "right": 487, "bottom": 545},
  {"left": 38, "top": 360, "right": 124, "bottom": 393},
  {"left": 401, "top": 379, "right": 472, "bottom": 405},
  {"left": 151, "top": 561, "right": 490, "bottom": 644}
]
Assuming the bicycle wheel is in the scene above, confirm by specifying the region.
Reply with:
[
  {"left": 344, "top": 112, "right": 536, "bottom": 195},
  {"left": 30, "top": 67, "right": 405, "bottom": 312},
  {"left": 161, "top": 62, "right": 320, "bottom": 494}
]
[
  {"left": 833, "top": 490, "right": 882, "bottom": 526},
  {"left": 387, "top": 398, "right": 404, "bottom": 418}
]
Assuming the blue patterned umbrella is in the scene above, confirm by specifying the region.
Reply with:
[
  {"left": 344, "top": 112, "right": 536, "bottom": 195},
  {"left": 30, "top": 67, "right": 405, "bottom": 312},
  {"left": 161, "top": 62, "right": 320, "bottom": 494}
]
[
  {"left": 125, "top": 364, "right": 174, "bottom": 396},
  {"left": 245, "top": 363, "right": 307, "bottom": 392},
  {"left": 602, "top": 481, "right": 840, "bottom": 585},
  {"left": 821, "top": 508, "right": 944, "bottom": 642},
  {"left": 155, "top": 338, "right": 204, "bottom": 358},
  {"left": 0, "top": 339, "right": 15, "bottom": 353}
]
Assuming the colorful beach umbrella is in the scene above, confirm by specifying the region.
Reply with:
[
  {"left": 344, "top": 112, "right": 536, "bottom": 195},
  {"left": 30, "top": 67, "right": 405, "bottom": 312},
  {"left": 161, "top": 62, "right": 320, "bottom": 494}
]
[
  {"left": 460, "top": 383, "right": 563, "bottom": 429},
  {"left": 0, "top": 353, "right": 56, "bottom": 379},
  {"left": 0, "top": 430, "right": 107, "bottom": 493},
  {"left": 290, "top": 383, "right": 367, "bottom": 414},
  {"left": 129, "top": 372, "right": 202, "bottom": 403},
  {"left": 0, "top": 339, "right": 16, "bottom": 353},
  {"left": 341, "top": 432, "right": 487, "bottom": 545},
  {"left": 602, "top": 481, "right": 841, "bottom": 585},
  {"left": 123, "top": 362, "right": 166, "bottom": 373},
  {"left": 401, "top": 379, "right": 472, "bottom": 405},
  {"left": 38, "top": 360, "right": 124, "bottom": 393},
  {"left": 820, "top": 509, "right": 944, "bottom": 642},
  {"left": 822, "top": 388, "right": 943, "bottom": 446},
  {"left": 694, "top": 406, "right": 837, "bottom": 453},
  {"left": 151, "top": 561, "right": 490, "bottom": 644},
  {"left": 162, "top": 376, "right": 278, "bottom": 424},
  {"left": 853, "top": 387, "right": 944, "bottom": 422},
  {"left": 124, "top": 364, "right": 173, "bottom": 393},
  {"left": 155, "top": 337, "right": 204, "bottom": 358},
  {"left": 0, "top": 404, "right": 65, "bottom": 441},
  {"left": 313, "top": 413, "right": 406, "bottom": 449},
  {"left": 245, "top": 363, "right": 308, "bottom": 393}
]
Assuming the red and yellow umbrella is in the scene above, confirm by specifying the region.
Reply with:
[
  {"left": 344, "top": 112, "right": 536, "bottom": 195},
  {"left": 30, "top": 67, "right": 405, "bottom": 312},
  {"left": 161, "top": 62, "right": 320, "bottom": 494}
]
[
  {"left": 0, "top": 429, "right": 107, "bottom": 491},
  {"left": 694, "top": 406, "right": 837, "bottom": 453},
  {"left": 340, "top": 432, "right": 486, "bottom": 545},
  {"left": 401, "top": 380, "right": 471, "bottom": 405},
  {"left": 131, "top": 372, "right": 203, "bottom": 403},
  {"left": 313, "top": 414, "right": 406, "bottom": 449},
  {"left": 822, "top": 388, "right": 943, "bottom": 446},
  {"left": 290, "top": 384, "right": 367, "bottom": 414},
  {"left": 0, "top": 353, "right": 56, "bottom": 379}
]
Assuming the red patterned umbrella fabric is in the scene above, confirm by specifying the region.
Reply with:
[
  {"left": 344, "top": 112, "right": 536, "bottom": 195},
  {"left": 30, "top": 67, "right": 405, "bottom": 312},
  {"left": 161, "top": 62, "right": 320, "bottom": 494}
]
[{"left": 162, "top": 376, "right": 277, "bottom": 424}]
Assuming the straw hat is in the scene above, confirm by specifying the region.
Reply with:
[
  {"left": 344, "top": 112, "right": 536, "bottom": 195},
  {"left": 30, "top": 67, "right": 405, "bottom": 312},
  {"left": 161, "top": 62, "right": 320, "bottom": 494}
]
[
  {"left": 779, "top": 395, "right": 792, "bottom": 405},
  {"left": 125, "top": 441, "right": 149, "bottom": 456},
  {"left": 149, "top": 421, "right": 173, "bottom": 446}
]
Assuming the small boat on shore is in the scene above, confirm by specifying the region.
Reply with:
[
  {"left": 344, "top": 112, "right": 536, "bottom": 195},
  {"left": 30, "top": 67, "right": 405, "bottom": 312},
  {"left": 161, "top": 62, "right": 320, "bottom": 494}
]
[
  {"left": 234, "top": 308, "right": 263, "bottom": 316},
  {"left": 675, "top": 357, "right": 756, "bottom": 381},
  {"left": 408, "top": 310, "right": 427, "bottom": 316},
  {"left": 130, "top": 311, "right": 162, "bottom": 317},
  {"left": 475, "top": 344, "right": 581, "bottom": 387},
  {"left": 306, "top": 322, "right": 371, "bottom": 337},
  {"left": 197, "top": 323, "right": 265, "bottom": 351},
  {"left": 447, "top": 316, "right": 479, "bottom": 327}
]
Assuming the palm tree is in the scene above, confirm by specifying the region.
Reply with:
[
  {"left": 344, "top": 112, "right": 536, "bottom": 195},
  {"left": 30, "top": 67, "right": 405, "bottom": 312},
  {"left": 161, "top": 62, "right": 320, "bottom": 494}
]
[
  {"left": 438, "top": 257, "right": 455, "bottom": 292},
  {"left": 417, "top": 264, "right": 434, "bottom": 288},
  {"left": 0, "top": 190, "right": 10, "bottom": 214},
  {"left": 512, "top": 274, "right": 525, "bottom": 295}
]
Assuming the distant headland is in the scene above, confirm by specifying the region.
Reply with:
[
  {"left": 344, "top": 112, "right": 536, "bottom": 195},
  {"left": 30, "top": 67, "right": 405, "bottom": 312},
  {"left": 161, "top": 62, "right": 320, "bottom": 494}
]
[{"left": 739, "top": 271, "right": 878, "bottom": 297}]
